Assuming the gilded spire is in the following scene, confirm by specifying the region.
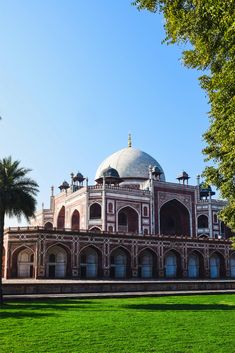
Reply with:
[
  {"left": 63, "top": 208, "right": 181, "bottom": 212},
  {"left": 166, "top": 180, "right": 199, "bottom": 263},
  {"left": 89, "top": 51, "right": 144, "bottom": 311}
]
[{"left": 128, "top": 133, "right": 132, "bottom": 148}]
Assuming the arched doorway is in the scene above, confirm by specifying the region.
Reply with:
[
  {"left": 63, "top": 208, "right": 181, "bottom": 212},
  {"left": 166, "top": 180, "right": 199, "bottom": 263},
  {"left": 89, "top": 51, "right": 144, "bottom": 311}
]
[
  {"left": 118, "top": 206, "right": 139, "bottom": 233},
  {"left": 164, "top": 250, "right": 181, "bottom": 278},
  {"left": 110, "top": 248, "right": 131, "bottom": 278},
  {"left": 198, "top": 215, "right": 208, "bottom": 228},
  {"left": 47, "top": 246, "right": 67, "bottom": 278},
  {"left": 71, "top": 209, "right": 80, "bottom": 230},
  {"left": 80, "top": 247, "right": 101, "bottom": 278},
  {"left": 160, "top": 199, "right": 190, "bottom": 236},
  {"left": 44, "top": 222, "right": 53, "bottom": 230},
  {"left": 230, "top": 255, "right": 235, "bottom": 278},
  {"left": 17, "top": 249, "right": 34, "bottom": 278},
  {"left": 187, "top": 251, "right": 204, "bottom": 278},
  {"left": 90, "top": 203, "right": 101, "bottom": 219},
  {"left": 57, "top": 206, "right": 65, "bottom": 229},
  {"left": 138, "top": 249, "right": 156, "bottom": 278},
  {"left": 210, "top": 253, "right": 225, "bottom": 278}
]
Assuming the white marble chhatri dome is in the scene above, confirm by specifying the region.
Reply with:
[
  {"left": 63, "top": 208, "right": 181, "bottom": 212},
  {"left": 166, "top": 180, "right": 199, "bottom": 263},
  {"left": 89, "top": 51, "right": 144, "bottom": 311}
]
[{"left": 95, "top": 140, "right": 165, "bottom": 182}]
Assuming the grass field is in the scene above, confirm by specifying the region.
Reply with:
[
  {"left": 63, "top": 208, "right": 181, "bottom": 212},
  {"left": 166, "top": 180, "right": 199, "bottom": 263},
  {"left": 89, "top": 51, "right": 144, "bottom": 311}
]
[{"left": 1, "top": 294, "right": 235, "bottom": 353}]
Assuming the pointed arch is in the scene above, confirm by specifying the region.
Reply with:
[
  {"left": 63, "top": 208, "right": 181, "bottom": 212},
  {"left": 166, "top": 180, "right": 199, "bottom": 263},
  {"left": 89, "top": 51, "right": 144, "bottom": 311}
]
[
  {"left": 46, "top": 244, "right": 69, "bottom": 278},
  {"left": 71, "top": 209, "right": 80, "bottom": 230},
  {"left": 110, "top": 246, "right": 131, "bottom": 278},
  {"left": 138, "top": 248, "right": 157, "bottom": 278},
  {"left": 164, "top": 249, "right": 182, "bottom": 278},
  {"left": 209, "top": 251, "right": 226, "bottom": 278},
  {"left": 160, "top": 199, "right": 190, "bottom": 236},
  {"left": 17, "top": 248, "right": 34, "bottom": 278},
  {"left": 117, "top": 206, "right": 139, "bottom": 233},
  {"left": 44, "top": 222, "right": 53, "bottom": 230},
  {"left": 198, "top": 214, "right": 209, "bottom": 228},
  {"left": 10, "top": 245, "right": 34, "bottom": 278},
  {"left": 79, "top": 245, "right": 102, "bottom": 278},
  {"left": 57, "top": 206, "right": 65, "bottom": 229},
  {"left": 89, "top": 202, "right": 101, "bottom": 219},
  {"left": 187, "top": 250, "right": 205, "bottom": 278}
]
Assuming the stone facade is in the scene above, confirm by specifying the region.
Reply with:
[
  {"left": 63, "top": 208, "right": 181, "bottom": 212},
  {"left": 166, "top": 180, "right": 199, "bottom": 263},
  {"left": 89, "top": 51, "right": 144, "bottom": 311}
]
[{"left": 2, "top": 143, "right": 235, "bottom": 280}]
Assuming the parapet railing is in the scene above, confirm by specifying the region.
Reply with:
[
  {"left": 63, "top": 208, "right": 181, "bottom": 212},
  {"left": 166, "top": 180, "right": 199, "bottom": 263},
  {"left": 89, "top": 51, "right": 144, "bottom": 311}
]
[
  {"left": 4, "top": 226, "right": 231, "bottom": 242},
  {"left": 88, "top": 184, "right": 151, "bottom": 194}
]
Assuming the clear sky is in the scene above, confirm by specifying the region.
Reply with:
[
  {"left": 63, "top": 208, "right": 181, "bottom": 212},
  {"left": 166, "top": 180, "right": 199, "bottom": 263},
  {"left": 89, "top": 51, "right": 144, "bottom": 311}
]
[{"left": 0, "top": 1, "right": 210, "bottom": 226}]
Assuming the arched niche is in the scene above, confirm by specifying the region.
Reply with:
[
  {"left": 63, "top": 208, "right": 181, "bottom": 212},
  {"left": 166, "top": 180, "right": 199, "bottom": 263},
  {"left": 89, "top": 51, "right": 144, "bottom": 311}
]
[
  {"left": 79, "top": 246, "right": 102, "bottom": 278},
  {"left": 46, "top": 245, "right": 68, "bottom": 278},
  {"left": 71, "top": 209, "right": 80, "bottom": 230},
  {"left": 17, "top": 248, "right": 34, "bottom": 278},
  {"left": 90, "top": 203, "right": 101, "bottom": 219},
  {"left": 188, "top": 251, "right": 204, "bottom": 278},
  {"left": 138, "top": 249, "right": 157, "bottom": 279},
  {"left": 44, "top": 222, "right": 53, "bottom": 230},
  {"left": 110, "top": 247, "right": 131, "bottom": 279},
  {"left": 198, "top": 215, "right": 208, "bottom": 228},
  {"left": 210, "top": 252, "right": 225, "bottom": 278},
  {"left": 57, "top": 206, "right": 65, "bottom": 229},
  {"left": 160, "top": 199, "right": 190, "bottom": 236},
  {"left": 118, "top": 206, "right": 139, "bottom": 234},
  {"left": 164, "top": 250, "right": 182, "bottom": 278}
]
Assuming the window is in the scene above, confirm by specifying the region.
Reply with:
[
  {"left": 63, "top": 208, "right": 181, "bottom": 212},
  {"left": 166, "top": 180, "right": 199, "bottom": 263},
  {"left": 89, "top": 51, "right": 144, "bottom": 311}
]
[
  {"left": 108, "top": 203, "right": 113, "bottom": 213},
  {"left": 143, "top": 206, "right": 148, "bottom": 217}
]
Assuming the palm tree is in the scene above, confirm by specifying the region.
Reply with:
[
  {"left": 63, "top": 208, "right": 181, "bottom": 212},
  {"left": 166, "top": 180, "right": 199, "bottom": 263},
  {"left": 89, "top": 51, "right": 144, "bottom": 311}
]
[{"left": 0, "top": 157, "right": 38, "bottom": 303}]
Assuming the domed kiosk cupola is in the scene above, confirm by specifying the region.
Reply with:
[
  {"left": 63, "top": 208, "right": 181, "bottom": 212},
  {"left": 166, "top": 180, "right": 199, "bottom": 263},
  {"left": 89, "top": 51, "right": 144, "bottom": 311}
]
[
  {"left": 176, "top": 171, "right": 190, "bottom": 185},
  {"left": 95, "top": 166, "right": 123, "bottom": 185},
  {"left": 152, "top": 165, "right": 163, "bottom": 181}
]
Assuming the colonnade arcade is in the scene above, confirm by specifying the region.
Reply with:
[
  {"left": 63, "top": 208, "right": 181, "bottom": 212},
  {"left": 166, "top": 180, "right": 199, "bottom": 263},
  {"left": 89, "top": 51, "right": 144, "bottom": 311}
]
[{"left": 11, "top": 245, "right": 235, "bottom": 280}]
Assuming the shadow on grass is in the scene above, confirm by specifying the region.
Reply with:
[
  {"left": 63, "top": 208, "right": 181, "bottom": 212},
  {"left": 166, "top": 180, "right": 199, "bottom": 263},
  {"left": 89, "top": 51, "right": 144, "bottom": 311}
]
[
  {"left": 1, "top": 311, "right": 56, "bottom": 319},
  {"left": 1, "top": 300, "right": 98, "bottom": 312},
  {"left": 122, "top": 303, "right": 235, "bottom": 311}
]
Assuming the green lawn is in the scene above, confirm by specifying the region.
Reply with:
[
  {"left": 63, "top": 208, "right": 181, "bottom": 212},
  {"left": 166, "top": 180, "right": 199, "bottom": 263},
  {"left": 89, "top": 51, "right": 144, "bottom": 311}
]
[{"left": 1, "top": 294, "right": 235, "bottom": 353}]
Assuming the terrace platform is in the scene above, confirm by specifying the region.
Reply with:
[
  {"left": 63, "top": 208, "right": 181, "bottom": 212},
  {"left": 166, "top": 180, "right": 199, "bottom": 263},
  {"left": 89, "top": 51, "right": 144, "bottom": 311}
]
[{"left": 3, "top": 279, "right": 235, "bottom": 298}]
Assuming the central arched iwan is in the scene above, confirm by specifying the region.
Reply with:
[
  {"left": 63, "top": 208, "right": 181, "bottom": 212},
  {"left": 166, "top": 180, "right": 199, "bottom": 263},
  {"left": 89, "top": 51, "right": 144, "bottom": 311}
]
[{"left": 160, "top": 199, "right": 190, "bottom": 236}]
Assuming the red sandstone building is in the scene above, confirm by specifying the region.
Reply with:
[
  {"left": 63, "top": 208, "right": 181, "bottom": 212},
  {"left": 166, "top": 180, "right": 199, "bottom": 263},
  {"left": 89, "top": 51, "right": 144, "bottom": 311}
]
[{"left": 3, "top": 138, "right": 235, "bottom": 280}]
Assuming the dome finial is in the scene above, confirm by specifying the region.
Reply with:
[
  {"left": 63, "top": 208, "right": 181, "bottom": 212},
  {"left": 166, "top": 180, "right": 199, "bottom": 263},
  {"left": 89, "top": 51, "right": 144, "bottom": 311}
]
[{"left": 128, "top": 133, "right": 132, "bottom": 148}]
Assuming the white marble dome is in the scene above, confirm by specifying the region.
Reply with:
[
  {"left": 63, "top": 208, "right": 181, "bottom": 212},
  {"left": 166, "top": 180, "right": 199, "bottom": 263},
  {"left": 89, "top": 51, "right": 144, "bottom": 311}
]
[{"left": 95, "top": 147, "right": 165, "bottom": 181}]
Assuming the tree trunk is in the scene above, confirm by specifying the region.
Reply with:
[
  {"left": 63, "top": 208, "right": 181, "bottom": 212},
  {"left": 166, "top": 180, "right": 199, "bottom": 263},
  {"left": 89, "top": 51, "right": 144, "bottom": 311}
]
[{"left": 0, "top": 211, "right": 5, "bottom": 304}]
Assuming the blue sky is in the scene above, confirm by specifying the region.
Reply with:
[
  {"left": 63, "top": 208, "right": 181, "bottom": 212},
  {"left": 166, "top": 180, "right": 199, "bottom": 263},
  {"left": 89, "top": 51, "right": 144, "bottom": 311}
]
[{"left": 0, "top": 1, "right": 210, "bottom": 226}]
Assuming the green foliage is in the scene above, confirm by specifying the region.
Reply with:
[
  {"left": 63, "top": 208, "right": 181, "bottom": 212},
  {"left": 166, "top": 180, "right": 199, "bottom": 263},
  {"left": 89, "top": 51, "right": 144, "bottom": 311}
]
[
  {"left": 1, "top": 295, "right": 235, "bottom": 352},
  {"left": 133, "top": 0, "right": 235, "bottom": 230},
  {"left": 0, "top": 157, "right": 38, "bottom": 302},
  {"left": 0, "top": 157, "right": 38, "bottom": 220}
]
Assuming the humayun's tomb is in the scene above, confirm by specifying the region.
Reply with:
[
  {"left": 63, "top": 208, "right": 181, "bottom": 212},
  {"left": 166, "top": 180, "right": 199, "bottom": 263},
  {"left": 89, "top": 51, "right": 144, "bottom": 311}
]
[{"left": 2, "top": 136, "right": 235, "bottom": 281}]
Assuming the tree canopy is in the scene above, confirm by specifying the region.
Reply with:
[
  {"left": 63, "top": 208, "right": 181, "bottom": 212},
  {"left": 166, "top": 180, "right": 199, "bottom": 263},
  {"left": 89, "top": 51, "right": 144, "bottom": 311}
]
[
  {"left": 0, "top": 157, "right": 38, "bottom": 302},
  {"left": 133, "top": 0, "right": 235, "bottom": 229}
]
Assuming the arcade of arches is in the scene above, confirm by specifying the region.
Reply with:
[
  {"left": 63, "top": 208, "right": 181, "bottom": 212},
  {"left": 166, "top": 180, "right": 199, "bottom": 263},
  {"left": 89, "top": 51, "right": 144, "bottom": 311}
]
[{"left": 8, "top": 244, "right": 235, "bottom": 280}]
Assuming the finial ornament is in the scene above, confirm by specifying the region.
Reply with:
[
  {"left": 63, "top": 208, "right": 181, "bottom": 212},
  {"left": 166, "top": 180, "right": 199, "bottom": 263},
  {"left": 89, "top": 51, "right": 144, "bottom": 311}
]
[{"left": 128, "top": 133, "right": 132, "bottom": 148}]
